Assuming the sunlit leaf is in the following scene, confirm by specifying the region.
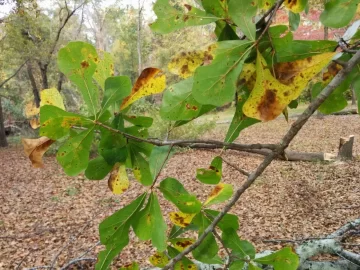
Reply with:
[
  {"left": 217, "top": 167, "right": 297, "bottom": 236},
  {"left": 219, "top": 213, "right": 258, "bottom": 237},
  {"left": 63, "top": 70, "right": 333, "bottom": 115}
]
[
  {"left": 56, "top": 127, "right": 95, "bottom": 176},
  {"left": 58, "top": 42, "right": 99, "bottom": 115},
  {"left": 22, "top": 137, "right": 55, "bottom": 168},
  {"left": 320, "top": 0, "right": 359, "bottom": 28},
  {"left": 192, "top": 40, "right": 252, "bottom": 106},
  {"left": 93, "top": 50, "right": 114, "bottom": 90},
  {"left": 228, "top": 0, "right": 257, "bottom": 41},
  {"left": 284, "top": 0, "right": 307, "bottom": 13},
  {"left": 204, "top": 183, "right": 233, "bottom": 206},
  {"left": 108, "top": 163, "right": 129, "bottom": 195},
  {"left": 150, "top": 0, "right": 219, "bottom": 34},
  {"left": 85, "top": 156, "right": 113, "bottom": 180},
  {"left": 196, "top": 156, "right": 222, "bottom": 184},
  {"left": 222, "top": 228, "right": 256, "bottom": 259},
  {"left": 170, "top": 238, "right": 195, "bottom": 251},
  {"left": 169, "top": 212, "right": 196, "bottom": 227},
  {"left": 159, "top": 177, "right": 202, "bottom": 213},
  {"left": 121, "top": 68, "right": 166, "bottom": 110},
  {"left": 168, "top": 45, "right": 216, "bottom": 78},
  {"left": 149, "top": 251, "right": 169, "bottom": 267},
  {"left": 254, "top": 247, "right": 299, "bottom": 270}
]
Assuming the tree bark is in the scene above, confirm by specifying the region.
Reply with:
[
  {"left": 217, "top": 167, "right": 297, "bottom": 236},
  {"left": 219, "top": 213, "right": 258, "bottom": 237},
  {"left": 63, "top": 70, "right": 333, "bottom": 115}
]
[
  {"left": 0, "top": 97, "right": 8, "bottom": 147},
  {"left": 338, "top": 135, "right": 354, "bottom": 160},
  {"left": 27, "top": 61, "right": 41, "bottom": 107},
  {"left": 38, "top": 62, "right": 49, "bottom": 89},
  {"left": 57, "top": 72, "right": 65, "bottom": 92}
]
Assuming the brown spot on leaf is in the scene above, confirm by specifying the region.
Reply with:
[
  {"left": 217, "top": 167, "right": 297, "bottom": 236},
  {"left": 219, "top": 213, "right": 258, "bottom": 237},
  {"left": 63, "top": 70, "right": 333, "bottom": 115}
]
[
  {"left": 258, "top": 89, "right": 279, "bottom": 121},
  {"left": 184, "top": 4, "right": 192, "bottom": 11},
  {"left": 81, "top": 60, "right": 89, "bottom": 69}
]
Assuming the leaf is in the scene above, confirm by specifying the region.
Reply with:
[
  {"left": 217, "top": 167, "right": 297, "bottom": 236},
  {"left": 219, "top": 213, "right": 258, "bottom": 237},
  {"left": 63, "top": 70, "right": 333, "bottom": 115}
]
[
  {"left": 149, "top": 193, "right": 168, "bottom": 251},
  {"left": 108, "top": 163, "right": 129, "bottom": 195},
  {"left": 258, "top": 0, "right": 275, "bottom": 10},
  {"left": 230, "top": 261, "right": 246, "bottom": 270},
  {"left": 58, "top": 41, "right": 99, "bottom": 115},
  {"left": 284, "top": 0, "right": 307, "bottom": 13},
  {"left": 204, "top": 183, "right": 233, "bottom": 206},
  {"left": 129, "top": 147, "right": 153, "bottom": 186},
  {"left": 149, "top": 252, "right": 169, "bottom": 267},
  {"left": 29, "top": 118, "right": 40, "bottom": 129},
  {"left": 320, "top": 0, "right": 360, "bottom": 28},
  {"left": 121, "top": 68, "right": 166, "bottom": 110},
  {"left": 311, "top": 82, "right": 348, "bottom": 114},
  {"left": 159, "top": 177, "right": 202, "bottom": 213},
  {"left": 352, "top": 76, "right": 360, "bottom": 113},
  {"left": 39, "top": 105, "right": 90, "bottom": 140},
  {"left": 225, "top": 90, "right": 259, "bottom": 143},
  {"left": 22, "top": 137, "right": 55, "bottom": 168},
  {"left": 167, "top": 246, "right": 197, "bottom": 270},
  {"left": 203, "top": 209, "right": 239, "bottom": 231},
  {"left": 119, "top": 262, "right": 140, "bottom": 270},
  {"left": 243, "top": 52, "right": 334, "bottom": 121},
  {"left": 170, "top": 238, "right": 195, "bottom": 252},
  {"left": 168, "top": 45, "right": 216, "bottom": 78},
  {"left": 201, "top": 0, "right": 228, "bottom": 17},
  {"left": 124, "top": 115, "right": 153, "bottom": 128},
  {"left": 100, "top": 76, "right": 132, "bottom": 115},
  {"left": 249, "top": 263, "right": 262, "bottom": 270},
  {"left": 150, "top": 0, "right": 219, "bottom": 34},
  {"left": 196, "top": 156, "right": 222, "bottom": 184},
  {"left": 56, "top": 127, "right": 95, "bottom": 176},
  {"left": 215, "top": 21, "right": 240, "bottom": 41},
  {"left": 149, "top": 146, "right": 174, "bottom": 179},
  {"left": 96, "top": 193, "right": 146, "bottom": 270},
  {"left": 289, "top": 11, "right": 300, "bottom": 31},
  {"left": 192, "top": 40, "right": 252, "bottom": 106},
  {"left": 169, "top": 212, "right": 196, "bottom": 227},
  {"left": 254, "top": 247, "right": 299, "bottom": 270},
  {"left": 228, "top": 0, "right": 257, "bottom": 41},
  {"left": 93, "top": 50, "right": 114, "bottom": 90},
  {"left": 222, "top": 228, "right": 256, "bottom": 259},
  {"left": 85, "top": 156, "right": 113, "bottom": 180}
]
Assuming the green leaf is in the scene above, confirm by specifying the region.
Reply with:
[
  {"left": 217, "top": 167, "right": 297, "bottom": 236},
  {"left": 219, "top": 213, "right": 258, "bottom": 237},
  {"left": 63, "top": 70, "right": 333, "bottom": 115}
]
[
  {"left": 192, "top": 40, "right": 252, "bottom": 106},
  {"left": 203, "top": 209, "right": 239, "bottom": 231},
  {"left": 311, "top": 81, "right": 348, "bottom": 114},
  {"left": 320, "top": 0, "right": 360, "bottom": 28},
  {"left": 149, "top": 146, "right": 174, "bottom": 179},
  {"left": 93, "top": 50, "right": 114, "bottom": 90},
  {"left": 124, "top": 115, "right": 153, "bottom": 128},
  {"left": 58, "top": 42, "right": 99, "bottom": 116},
  {"left": 96, "top": 193, "right": 146, "bottom": 270},
  {"left": 228, "top": 0, "right": 257, "bottom": 41},
  {"left": 201, "top": 0, "right": 228, "bottom": 17},
  {"left": 288, "top": 99, "right": 299, "bottom": 109},
  {"left": 39, "top": 105, "right": 90, "bottom": 140},
  {"left": 289, "top": 11, "right": 300, "bottom": 31},
  {"left": 150, "top": 0, "right": 219, "bottom": 34},
  {"left": 85, "top": 156, "right": 113, "bottom": 180},
  {"left": 129, "top": 147, "right": 153, "bottom": 186},
  {"left": 173, "top": 104, "right": 216, "bottom": 127},
  {"left": 225, "top": 91, "right": 259, "bottom": 143},
  {"left": 229, "top": 260, "right": 245, "bottom": 270},
  {"left": 100, "top": 76, "right": 132, "bottom": 115},
  {"left": 133, "top": 194, "right": 152, "bottom": 241},
  {"left": 160, "top": 78, "right": 204, "bottom": 121},
  {"left": 149, "top": 193, "right": 167, "bottom": 251},
  {"left": 56, "top": 127, "right": 95, "bottom": 176},
  {"left": 149, "top": 251, "right": 169, "bottom": 267},
  {"left": 204, "top": 183, "right": 233, "bottom": 206},
  {"left": 169, "top": 224, "right": 197, "bottom": 239},
  {"left": 249, "top": 263, "right": 262, "bottom": 270},
  {"left": 222, "top": 228, "right": 256, "bottom": 259},
  {"left": 196, "top": 156, "right": 222, "bottom": 184},
  {"left": 352, "top": 76, "right": 360, "bottom": 113},
  {"left": 269, "top": 26, "right": 337, "bottom": 62},
  {"left": 159, "top": 177, "right": 202, "bottom": 213},
  {"left": 215, "top": 21, "right": 240, "bottom": 41},
  {"left": 167, "top": 246, "right": 197, "bottom": 270},
  {"left": 254, "top": 247, "right": 299, "bottom": 270}
]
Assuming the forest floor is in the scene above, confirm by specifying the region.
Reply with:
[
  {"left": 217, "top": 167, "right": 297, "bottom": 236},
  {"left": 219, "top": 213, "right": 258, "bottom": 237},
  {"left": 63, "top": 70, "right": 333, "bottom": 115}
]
[{"left": 1, "top": 114, "right": 360, "bottom": 269}]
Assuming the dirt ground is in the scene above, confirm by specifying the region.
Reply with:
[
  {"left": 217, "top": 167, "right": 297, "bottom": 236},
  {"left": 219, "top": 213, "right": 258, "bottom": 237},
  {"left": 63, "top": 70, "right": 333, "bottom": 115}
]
[{"left": 0, "top": 115, "right": 359, "bottom": 269}]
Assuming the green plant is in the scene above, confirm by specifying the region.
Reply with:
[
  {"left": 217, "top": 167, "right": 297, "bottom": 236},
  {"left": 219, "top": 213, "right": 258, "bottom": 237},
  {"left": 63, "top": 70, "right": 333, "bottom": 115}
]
[{"left": 21, "top": 0, "right": 360, "bottom": 269}]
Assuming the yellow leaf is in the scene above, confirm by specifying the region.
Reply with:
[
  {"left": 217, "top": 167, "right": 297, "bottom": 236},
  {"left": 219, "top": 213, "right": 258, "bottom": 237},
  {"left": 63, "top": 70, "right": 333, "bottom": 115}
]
[
  {"left": 149, "top": 252, "right": 169, "bottom": 267},
  {"left": 22, "top": 137, "right": 55, "bottom": 168},
  {"left": 108, "top": 163, "right": 129, "bottom": 195},
  {"left": 170, "top": 238, "right": 195, "bottom": 251},
  {"left": 284, "top": 0, "right": 307, "bottom": 13},
  {"left": 40, "top": 88, "right": 65, "bottom": 109},
  {"left": 169, "top": 212, "right": 196, "bottom": 228},
  {"left": 238, "top": 63, "right": 256, "bottom": 91},
  {"left": 168, "top": 44, "right": 216, "bottom": 78},
  {"left": 204, "top": 183, "right": 233, "bottom": 206},
  {"left": 120, "top": 68, "right": 166, "bottom": 110},
  {"left": 243, "top": 52, "right": 334, "bottom": 121},
  {"left": 29, "top": 118, "right": 40, "bottom": 129},
  {"left": 25, "top": 101, "right": 40, "bottom": 118},
  {"left": 322, "top": 62, "right": 342, "bottom": 84}
]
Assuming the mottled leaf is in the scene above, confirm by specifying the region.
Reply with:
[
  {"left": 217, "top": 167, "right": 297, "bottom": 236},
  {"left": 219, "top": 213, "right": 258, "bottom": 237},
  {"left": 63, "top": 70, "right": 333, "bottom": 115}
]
[
  {"left": 204, "top": 183, "right": 233, "bottom": 206},
  {"left": 169, "top": 212, "right": 196, "bottom": 227},
  {"left": 22, "top": 137, "right": 55, "bottom": 168},
  {"left": 94, "top": 50, "right": 114, "bottom": 90},
  {"left": 170, "top": 238, "right": 195, "bottom": 251},
  {"left": 284, "top": 0, "right": 307, "bottom": 13},
  {"left": 167, "top": 246, "right": 197, "bottom": 270},
  {"left": 149, "top": 251, "right": 169, "bottom": 267},
  {"left": 254, "top": 247, "right": 299, "bottom": 270},
  {"left": 108, "top": 163, "right": 129, "bottom": 195},
  {"left": 121, "top": 68, "right": 166, "bottom": 110},
  {"left": 196, "top": 156, "right": 222, "bottom": 184},
  {"left": 85, "top": 156, "right": 113, "bottom": 180}
]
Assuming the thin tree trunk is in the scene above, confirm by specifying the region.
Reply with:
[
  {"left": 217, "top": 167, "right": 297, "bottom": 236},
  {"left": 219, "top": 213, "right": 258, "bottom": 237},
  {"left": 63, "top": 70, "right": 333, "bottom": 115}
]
[
  {"left": 38, "top": 62, "right": 49, "bottom": 89},
  {"left": 57, "top": 72, "right": 65, "bottom": 92},
  {"left": 27, "top": 62, "right": 41, "bottom": 107},
  {"left": 0, "top": 97, "right": 8, "bottom": 147}
]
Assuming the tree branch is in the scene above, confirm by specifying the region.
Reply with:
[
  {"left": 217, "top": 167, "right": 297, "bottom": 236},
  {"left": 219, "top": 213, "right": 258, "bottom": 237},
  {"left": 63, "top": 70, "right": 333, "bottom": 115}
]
[
  {"left": 222, "top": 158, "right": 250, "bottom": 177},
  {"left": 161, "top": 46, "right": 360, "bottom": 270},
  {"left": 0, "top": 60, "right": 28, "bottom": 89}
]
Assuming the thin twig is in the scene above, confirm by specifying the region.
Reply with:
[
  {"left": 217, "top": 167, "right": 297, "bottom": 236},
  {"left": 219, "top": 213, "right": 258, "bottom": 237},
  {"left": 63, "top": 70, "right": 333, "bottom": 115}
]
[
  {"left": 213, "top": 230, "right": 232, "bottom": 270},
  {"left": 222, "top": 158, "right": 250, "bottom": 177},
  {"left": 78, "top": 241, "right": 101, "bottom": 258},
  {"left": 161, "top": 43, "right": 360, "bottom": 270}
]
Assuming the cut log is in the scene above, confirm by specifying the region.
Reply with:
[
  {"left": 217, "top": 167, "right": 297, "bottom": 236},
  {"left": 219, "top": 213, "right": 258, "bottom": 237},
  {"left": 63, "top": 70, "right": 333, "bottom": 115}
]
[
  {"left": 284, "top": 151, "right": 337, "bottom": 162},
  {"left": 338, "top": 135, "right": 354, "bottom": 160}
]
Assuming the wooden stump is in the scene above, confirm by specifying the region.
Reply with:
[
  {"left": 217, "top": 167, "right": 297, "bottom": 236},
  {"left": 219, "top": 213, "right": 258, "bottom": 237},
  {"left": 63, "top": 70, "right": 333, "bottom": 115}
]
[{"left": 338, "top": 135, "right": 355, "bottom": 160}]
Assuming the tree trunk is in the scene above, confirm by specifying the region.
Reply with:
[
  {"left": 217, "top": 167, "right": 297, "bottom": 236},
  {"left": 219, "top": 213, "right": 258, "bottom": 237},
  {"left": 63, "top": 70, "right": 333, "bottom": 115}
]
[
  {"left": 57, "top": 72, "right": 65, "bottom": 92},
  {"left": 38, "top": 62, "right": 49, "bottom": 89},
  {"left": 0, "top": 97, "right": 8, "bottom": 147},
  {"left": 27, "top": 61, "right": 41, "bottom": 107},
  {"left": 338, "top": 135, "right": 354, "bottom": 160}
]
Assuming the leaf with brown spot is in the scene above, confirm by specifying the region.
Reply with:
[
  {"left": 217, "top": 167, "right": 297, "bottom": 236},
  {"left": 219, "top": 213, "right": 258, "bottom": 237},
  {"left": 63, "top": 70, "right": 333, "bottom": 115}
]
[
  {"left": 120, "top": 68, "right": 166, "bottom": 110},
  {"left": 284, "top": 0, "right": 307, "bottom": 13},
  {"left": 93, "top": 50, "right": 114, "bottom": 90},
  {"left": 149, "top": 251, "right": 169, "bottom": 267},
  {"left": 169, "top": 212, "right": 196, "bottom": 228},
  {"left": 196, "top": 156, "right": 222, "bottom": 184},
  {"left": 22, "top": 137, "right": 55, "bottom": 168},
  {"left": 108, "top": 163, "right": 129, "bottom": 195},
  {"left": 204, "top": 183, "right": 233, "bottom": 206},
  {"left": 170, "top": 238, "right": 195, "bottom": 251}
]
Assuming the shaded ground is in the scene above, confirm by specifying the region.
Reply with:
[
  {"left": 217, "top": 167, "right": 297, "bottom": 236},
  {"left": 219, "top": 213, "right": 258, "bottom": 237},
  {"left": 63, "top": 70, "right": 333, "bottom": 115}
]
[{"left": 0, "top": 115, "right": 359, "bottom": 269}]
